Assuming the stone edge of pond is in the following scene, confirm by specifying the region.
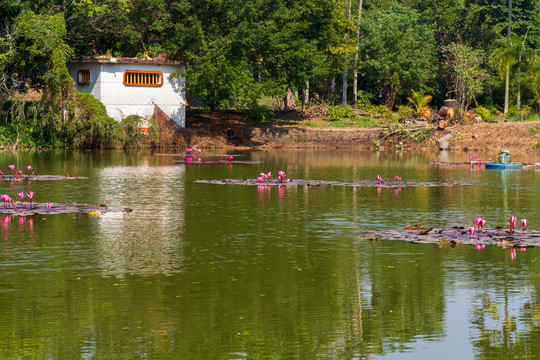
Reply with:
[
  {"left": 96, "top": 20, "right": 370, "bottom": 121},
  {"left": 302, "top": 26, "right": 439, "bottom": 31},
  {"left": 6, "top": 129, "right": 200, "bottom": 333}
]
[
  {"left": 194, "top": 179, "right": 473, "bottom": 187},
  {"left": 358, "top": 227, "right": 540, "bottom": 247}
]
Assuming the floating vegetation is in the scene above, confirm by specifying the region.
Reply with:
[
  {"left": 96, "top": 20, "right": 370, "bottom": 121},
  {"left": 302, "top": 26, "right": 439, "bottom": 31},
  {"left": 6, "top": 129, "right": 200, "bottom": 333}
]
[
  {"left": 174, "top": 160, "right": 262, "bottom": 165},
  {"left": 359, "top": 225, "right": 540, "bottom": 247},
  {"left": 194, "top": 179, "right": 472, "bottom": 187},
  {"left": 0, "top": 174, "right": 87, "bottom": 181},
  {"left": 0, "top": 202, "right": 127, "bottom": 216}
]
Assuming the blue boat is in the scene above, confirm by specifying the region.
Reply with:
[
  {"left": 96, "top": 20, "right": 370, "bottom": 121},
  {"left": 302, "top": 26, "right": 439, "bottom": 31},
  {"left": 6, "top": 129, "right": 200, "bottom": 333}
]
[{"left": 485, "top": 163, "right": 523, "bottom": 169}]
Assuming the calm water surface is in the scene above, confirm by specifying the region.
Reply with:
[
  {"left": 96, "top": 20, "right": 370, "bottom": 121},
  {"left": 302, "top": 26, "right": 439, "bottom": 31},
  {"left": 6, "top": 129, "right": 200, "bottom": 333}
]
[{"left": 1, "top": 149, "right": 539, "bottom": 359}]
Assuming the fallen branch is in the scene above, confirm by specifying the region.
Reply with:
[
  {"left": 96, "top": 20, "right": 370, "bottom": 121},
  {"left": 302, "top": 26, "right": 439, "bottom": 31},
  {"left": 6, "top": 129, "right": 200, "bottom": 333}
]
[{"left": 0, "top": 125, "right": 20, "bottom": 150}]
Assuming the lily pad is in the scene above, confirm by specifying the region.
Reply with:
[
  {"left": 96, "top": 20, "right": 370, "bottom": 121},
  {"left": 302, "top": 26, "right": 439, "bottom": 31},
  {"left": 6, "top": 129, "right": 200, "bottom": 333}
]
[
  {"left": 359, "top": 226, "right": 540, "bottom": 247},
  {"left": 0, "top": 202, "right": 128, "bottom": 216},
  {"left": 0, "top": 175, "right": 87, "bottom": 181},
  {"left": 176, "top": 160, "right": 263, "bottom": 165},
  {"left": 194, "top": 179, "right": 472, "bottom": 188}
]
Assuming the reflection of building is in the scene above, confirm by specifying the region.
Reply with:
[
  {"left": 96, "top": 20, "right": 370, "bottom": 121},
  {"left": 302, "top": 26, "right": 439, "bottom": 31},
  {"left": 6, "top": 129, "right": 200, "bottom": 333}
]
[
  {"left": 95, "top": 164, "right": 185, "bottom": 277},
  {"left": 67, "top": 57, "right": 186, "bottom": 126}
]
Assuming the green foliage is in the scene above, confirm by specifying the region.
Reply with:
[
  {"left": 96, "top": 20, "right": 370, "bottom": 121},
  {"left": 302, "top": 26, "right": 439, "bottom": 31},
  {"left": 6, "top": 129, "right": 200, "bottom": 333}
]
[
  {"left": 472, "top": 105, "right": 491, "bottom": 119},
  {"left": 407, "top": 90, "right": 432, "bottom": 116},
  {"left": 528, "top": 125, "right": 540, "bottom": 136},
  {"left": 372, "top": 139, "right": 380, "bottom": 151},
  {"left": 64, "top": 92, "right": 123, "bottom": 148},
  {"left": 357, "top": 6, "right": 437, "bottom": 109},
  {"left": 327, "top": 105, "right": 356, "bottom": 120},
  {"left": 397, "top": 105, "right": 413, "bottom": 120},
  {"left": 168, "top": 0, "right": 353, "bottom": 111},
  {"left": 506, "top": 105, "right": 532, "bottom": 119},
  {"left": 244, "top": 104, "right": 271, "bottom": 123},
  {"left": 443, "top": 43, "right": 490, "bottom": 121}
]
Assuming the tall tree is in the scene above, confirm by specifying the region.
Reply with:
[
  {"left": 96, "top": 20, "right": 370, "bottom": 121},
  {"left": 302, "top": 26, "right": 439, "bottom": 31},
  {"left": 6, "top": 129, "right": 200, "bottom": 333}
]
[
  {"left": 356, "top": 6, "right": 437, "bottom": 109},
  {"left": 491, "top": 31, "right": 540, "bottom": 111},
  {"left": 352, "top": 0, "right": 362, "bottom": 105},
  {"left": 443, "top": 43, "right": 490, "bottom": 121},
  {"left": 166, "top": 0, "right": 353, "bottom": 111}
]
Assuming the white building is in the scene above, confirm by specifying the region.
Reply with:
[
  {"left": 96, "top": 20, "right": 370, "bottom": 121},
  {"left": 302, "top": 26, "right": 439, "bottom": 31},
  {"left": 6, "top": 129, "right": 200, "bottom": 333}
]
[{"left": 67, "top": 57, "right": 186, "bottom": 127}]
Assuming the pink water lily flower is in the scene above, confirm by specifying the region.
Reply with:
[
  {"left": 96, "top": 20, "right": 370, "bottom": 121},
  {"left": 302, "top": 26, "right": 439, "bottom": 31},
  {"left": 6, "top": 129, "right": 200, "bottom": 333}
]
[
  {"left": 26, "top": 191, "right": 34, "bottom": 209},
  {"left": 8, "top": 165, "right": 14, "bottom": 176},
  {"left": 46, "top": 203, "right": 52, "bottom": 209},
  {"left": 508, "top": 216, "right": 517, "bottom": 235},
  {"left": 521, "top": 219, "right": 529, "bottom": 233},
  {"left": 479, "top": 219, "right": 486, "bottom": 232},
  {"left": 0, "top": 194, "right": 8, "bottom": 208},
  {"left": 17, "top": 192, "right": 26, "bottom": 208},
  {"left": 468, "top": 226, "right": 475, "bottom": 236},
  {"left": 475, "top": 217, "right": 483, "bottom": 231}
]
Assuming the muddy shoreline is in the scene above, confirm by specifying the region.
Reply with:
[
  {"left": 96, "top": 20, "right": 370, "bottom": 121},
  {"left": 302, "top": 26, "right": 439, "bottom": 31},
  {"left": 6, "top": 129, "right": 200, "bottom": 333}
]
[{"left": 180, "top": 113, "right": 540, "bottom": 156}]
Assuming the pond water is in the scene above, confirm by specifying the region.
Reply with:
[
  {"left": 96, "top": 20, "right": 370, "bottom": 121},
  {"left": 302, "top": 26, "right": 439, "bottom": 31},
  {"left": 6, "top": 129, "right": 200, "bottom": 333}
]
[{"left": 0, "top": 149, "right": 539, "bottom": 359}]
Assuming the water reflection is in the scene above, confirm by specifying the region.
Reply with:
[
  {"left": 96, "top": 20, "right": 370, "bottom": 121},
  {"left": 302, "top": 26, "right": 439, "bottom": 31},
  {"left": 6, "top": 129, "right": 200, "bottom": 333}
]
[
  {"left": 95, "top": 165, "right": 185, "bottom": 278},
  {"left": 0, "top": 149, "right": 539, "bottom": 358}
]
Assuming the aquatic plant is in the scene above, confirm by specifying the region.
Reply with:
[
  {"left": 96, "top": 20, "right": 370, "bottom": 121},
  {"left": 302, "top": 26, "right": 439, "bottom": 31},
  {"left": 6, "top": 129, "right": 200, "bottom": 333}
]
[
  {"left": 277, "top": 171, "right": 289, "bottom": 183},
  {"left": 17, "top": 192, "right": 26, "bottom": 207},
  {"left": 257, "top": 172, "right": 273, "bottom": 183},
  {"left": 468, "top": 227, "right": 475, "bottom": 237},
  {"left": 475, "top": 217, "right": 484, "bottom": 232},
  {"left": 521, "top": 219, "right": 529, "bottom": 233},
  {"left": 8, "top": 165, "right": 14, "bottom": 176},
  {"left": 1, "top": 194, "right": 11, "bottom": 208},
  {"left": 508, "top": 216, "right": 517, "bottom": 235},
  {"left": 26, "top": 191, "right": 34, "bottom": 209}
]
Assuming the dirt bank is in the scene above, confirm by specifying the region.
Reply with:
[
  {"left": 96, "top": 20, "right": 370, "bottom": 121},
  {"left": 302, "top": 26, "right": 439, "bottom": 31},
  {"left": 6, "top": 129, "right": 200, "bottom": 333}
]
[{"left": 176, "top": 112, "right": 540, "bottom": 155}]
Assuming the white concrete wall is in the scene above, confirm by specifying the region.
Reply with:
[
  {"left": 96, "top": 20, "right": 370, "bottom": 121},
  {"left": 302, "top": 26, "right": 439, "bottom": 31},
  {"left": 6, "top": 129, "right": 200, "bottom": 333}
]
[
  {"left": 68, "top": 63, "right": 102, "bottom": 99},
  {"left": 67, "top": 61, "right": 186, "bottom": 127}
]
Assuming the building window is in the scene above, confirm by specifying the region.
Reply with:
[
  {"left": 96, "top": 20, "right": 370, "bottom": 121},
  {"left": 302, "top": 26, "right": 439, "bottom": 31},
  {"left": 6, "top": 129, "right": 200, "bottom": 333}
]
[
  {"left": 123, "top": 71, "right": 163, "bottom": 87},
  {"left": 77, "top": 70, "right": 90, "bottom": 86}
]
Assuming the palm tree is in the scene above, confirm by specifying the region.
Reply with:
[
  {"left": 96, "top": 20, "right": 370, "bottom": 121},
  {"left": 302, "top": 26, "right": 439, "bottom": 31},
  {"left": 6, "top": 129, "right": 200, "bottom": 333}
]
[
  {"left": 491, "top": 30, "right": 540, "bottom": 111},
  {"left": 407, "top": 90, "right": 432, "bottom": 118}
]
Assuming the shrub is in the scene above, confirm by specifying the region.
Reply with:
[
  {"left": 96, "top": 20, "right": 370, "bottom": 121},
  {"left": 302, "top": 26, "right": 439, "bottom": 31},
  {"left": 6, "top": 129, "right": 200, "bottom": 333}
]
[
  {"left": 328, "top": 105, "right": 356, "bottom": 119},
  {"left": 244, "top": 104, "right": 271, "bottom": 123},
  {"left": 472, "top": 105, "right": 491, "bottom": 119},
  {"left": 65, "top": 92, "right": 123, "bottom": 148}
]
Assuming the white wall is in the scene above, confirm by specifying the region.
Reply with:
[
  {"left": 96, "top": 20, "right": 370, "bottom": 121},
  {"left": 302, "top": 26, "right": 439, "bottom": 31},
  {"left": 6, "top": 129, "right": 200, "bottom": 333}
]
[{"left": 67, "top": 61, "right": 186, "bottom": 127}]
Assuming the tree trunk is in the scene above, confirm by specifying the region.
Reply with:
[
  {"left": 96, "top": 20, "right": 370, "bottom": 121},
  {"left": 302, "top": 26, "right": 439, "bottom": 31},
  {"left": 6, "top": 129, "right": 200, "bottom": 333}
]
[
  {"left": 342, "top": 70, "right": 347, "bottom": 106},
  {"left": 517, "top": 65, "right": 521, "bottom": 111},
  {"left": 302, "top": 81, "right": 309, "bottom": 111},
  {"left": 504, "top": 0, "right": 512, "bottom": 114},
  {"left": 342, "top": 0, "right": 351, "bottom": 107},
  {"left": 352, "top": 0, "right": 363, "bottom": 105},
  {"left": 504, "top": 66, "right": 509, "bottom": 114}
]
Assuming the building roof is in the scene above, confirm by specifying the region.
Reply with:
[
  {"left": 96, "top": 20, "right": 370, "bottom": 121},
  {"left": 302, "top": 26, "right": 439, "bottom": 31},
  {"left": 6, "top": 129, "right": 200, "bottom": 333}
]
[{"left": 69, "top": 55, "right": 184, "bottom": 66}]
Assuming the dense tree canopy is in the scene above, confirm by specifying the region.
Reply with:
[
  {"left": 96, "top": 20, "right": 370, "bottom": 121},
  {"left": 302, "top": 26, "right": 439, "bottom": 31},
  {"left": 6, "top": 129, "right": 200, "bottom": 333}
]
[{"left": 1, "top": 0, "right": 540, "bottom": 114}]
